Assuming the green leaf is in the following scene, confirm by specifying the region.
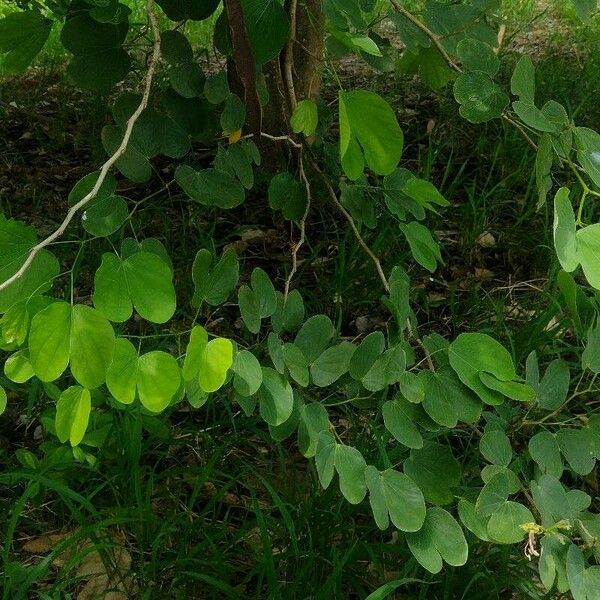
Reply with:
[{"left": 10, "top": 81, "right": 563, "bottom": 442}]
[
  {"left": 512, "top": 101, "right": 557, "bottom": 133},
  {"left": 577, "top": 224, "right": 600, "bottom": 290},
  {"left": 553, "top": 188, "right": 579, "bottom": 272},
  {"left": 399, "top": 371, "right": 425, "bottom": 404},
  {"left": 539, "top": 359, "right": 570, "bottom": 409},
  {"left": 382, "top": 396, "right": 423, "bottom": 449},
  {"left": 456, "top": 38, "right": 499, "bottom": 76},
  {"left": 0, "top": 10, "right": 52, "bottom": 73},
  {"left": 106, "top": 338, "right": 181, "bottom": 411},
  {"left": 421, "top": 370, "right": 458, "bottom": 427},
  {"left": 480, "top": 429, "right": 512, "bottom": 466},
  {"left": 449, "top": 333, "right": 516, "bottom": 405},
  {"left": 349, "top": 331, "right": 385, "bottom": 380},
  {"left": 0, "top": 385, "right": 6, "bottom": 416},
  {"left": 487, "top": 501, "right": 534, "bottom": 544},
  {"left": 457, "top": 498, "right": 490, "bottom": 541},
  {"left": 406, "top": 507, "right": 468, "bottom": 573},
  {"left": 241, "top": 0, "right": 290, "bottom": 64},
  {"left": 93, "top": 251, "right": 176, "bottom": 324},
  {"left": 175, "top": 166, "right": 245, "bottom": 209},
  {"left": 220, "top": 93, "right": 246, "bottom": 133},
  {"left": 478, "top": 371, "right": 536, "bottom": 401},
  {"left": 170, "top": 62, "right": 205, "bottom": 98},
  {"left": 511, "top": 55, "right": 535, "bottom": 103},
  {"left": 204, "top": 71, "right": 230, "bottom": 104},
  {"left": 4, "top": 350, "right": 34, "bottom": 383},
  {"left": 268, "top": 172, "right": 308, "bottom": 221},
  {"left": 453, "top": 71, "right": 508, "bottom": 123},
  {"left": 310, "top": 342, "right": 356, "bottom": 387},
  {"left": 556, "top": 427, "right": 596, "bottom": 475},
  {"left": 315, "top": 430, "right": 336, "bottom": 489},
  {"left": 476, "top": 472, "right": 510, "bottom": 517},
  {"left": 366, "top": 466, "right": 426, "bottom": 531},
  {"left": 233, "top": 350, "right": 263, "bottom": 397},
  {"left": 339, "top": 90, "right": 403, "bottom": 180},
  {"left": 529, "top": 431, "right": 563, "bottom": 478},
  {"left": 55, "top": 386, "right": 91, "bottom": 447},
  {"left": 182, "top": 325, "right": 208, "bottom": 381},
  {"left": 161, "top": 30, "right": 193, "bottom": 65},
  {"left": 191, "top": 248, "right": 239, "bottom": 307},
  {"left": 298, "top": 403, "right": 329, "bottom": 458},
  {"left": 251, "top": 268, "right": 277, "bottom": 318},
  {"left": 198, "top": 338, "right": 234, "bottom": 393},
  {"left": 29, "top": 302, "right": 115, "bottom": 389},
  {"left": 399, "top": 221, "right": 442, "bottom": 272},
  {"left": 290, "top": 99, "right": 318, "bottom": 136},
  {"left": 258, "top": 367, "right": 294, "bottom": 426},
  {"left": 238, "top": 285, "right": 261, "bottom": 334},
  {"left": 583, "top": 319, "right": 600, "bottom": 373},
  {"left": 404, "top": 441, "right": 461, "bottom": 505},
  {"left": 334, "top": 444, "right": 367, "bottom": 504},
  {"left": 294, "top": 315, "right": 335, "bottom": 363},
  {"left": 574, "top": 127, "right": 600, "bottom": 189},
  {"left": 282, "top": 343, "right": 309, "bottom": 387},
  {"left": 362, "top": 346, "right": 406, "bottom": 392}
]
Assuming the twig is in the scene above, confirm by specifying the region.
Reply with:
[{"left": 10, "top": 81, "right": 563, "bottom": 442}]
[
  {"left": 284, "top": 157, "right": 311, "bottom": 299},
  {"left": 0, "top": 0, "right": 162, "bottom": 294},
  {"left": 307, "top": 155, "right": 390, "bottom": 293},
  {"left": 389, "top": 0, "right": 462, "bottom": 74},
  {"left": 283, "top": 0, "right": 299, "bottom": 112},
  {"left": 259, "top": 132, "right": 303, "bottom": 148}
]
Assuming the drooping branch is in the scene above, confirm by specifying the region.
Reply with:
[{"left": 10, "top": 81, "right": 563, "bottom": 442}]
[{"left": 0, "top": 0, "right": 162, "bottom": 294}]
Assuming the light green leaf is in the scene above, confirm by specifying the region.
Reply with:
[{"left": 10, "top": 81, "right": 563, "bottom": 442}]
[
  {"left": 290, "top": 99, "right": 318, "bottom": 137},
  {"left": 182, "top": 325, "right": 208, "bottom": 381},
  {"left": 339, "top": 90, "right": 403, "bottom": 180},
  {"left": 55, "top": 386, "right": 91, "bottom": 447},
  {"left": 487, "top": 501, "right": 534, "bottom": 544},
  {"left": 399, "top": 221, "right": 442, "bottom": 272},
  {"left": 577, "top": 224, "right": 600, "bottom": 290},
  {"left": 137, "top": 350, "right": 181, "bottom": 412},
  {"left": 0, "top": 385, "right": 6, "bottom": 416},
  {"left": 553, "top": 188, "right": 579, "bottom": 271},
  {"left": 198, "top": 338, "right": 233, "bottom": 393},
  {"left": 4, "top": 350, "right": 34, "bottom": 383}
]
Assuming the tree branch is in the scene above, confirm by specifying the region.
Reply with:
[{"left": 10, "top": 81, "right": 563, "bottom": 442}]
[{"left": 0, "top": 0, "right": 162, "bottom": 294}]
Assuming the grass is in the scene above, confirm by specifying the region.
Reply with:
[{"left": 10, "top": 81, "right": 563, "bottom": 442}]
[{"left": 1, "top": 1, "right": 600, "bottom": 599}]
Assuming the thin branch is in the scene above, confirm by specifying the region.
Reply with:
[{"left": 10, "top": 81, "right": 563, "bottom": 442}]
[
  {"left": 389, "top": 0, "right": 462, "bottom": 73},
  {"left": 283, "top": 0, "right": 299, "bottom": 112},
  {"left": 0, "top": 0, "right": 162, "bottom": 294},
  {"left": 307, "top": 156, "right": 390, "bottom": 293},
  {"left": 284, "top": 156, "right": 311, "bottom": 299}
]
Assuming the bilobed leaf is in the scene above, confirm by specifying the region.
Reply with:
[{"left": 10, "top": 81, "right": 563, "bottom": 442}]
[
  {"left": 529, "top": 431, "right": 563, "bottom": 478},
  {"left": 258, "top": 367, "right": 294, "bottom": 426},
  {"left": 0, "top": 10, "right": 52, "bottom": 73},
  {"left": 233, "top": 350, "right": 263, "bottom": 397},
  {"left": 198, "top": 338, "right": 233, "bottom": 393},
  {"left": 238, "top": 285, "right": 261, "bottom": 334},
  {"left": 453, "top": 71, "right": 508, "bottom": 123},
  {"left": 539, "top": 359, "right": 570, "bottom": 409},
  {"left": 383, "top": 396, "right": 423, "bottom": 449},
  {"left": 294, "top": 315, "right": 335, "bottom": 363},
  {"left": 290, "top": 99, "right": 318, "bottom": 136},
  {"left": 298, "top": 402, "right": 329, "bottom": 458},
  {"left": 310, "top": 342, "right": 356, "bottom": 387},
  {"left": 576, "top": 224, "right": 600, "bottom": 290},
  {"left": 192, "top": 248, "right": 239, "bottom": 307},
  {"left": 268, "top": 172, "right": 308, "bottom": 221},
  {"left": 339, "top": 90, "right": 403, "bottom": 180},
  {"left": 456, "top": 38, "right": 499, "bottom": 76},
  {"left": 137, "top": 351, "right": 181, "bottom": 412},
  {"left": 362, "top": 346, "right": 406, "bottom": 392},
  {"left": 55, "top": 386, "right": 91, "bottom": 447},
  {"left": 406, "top": 507, "right": 468, "bottom": 573},
  {"left": 476, "top": 472, "right": 510, "bottom": 517},
  {"left": 334, "top": 444, "right": 367, "bottom": 504},
  {"left": 241, "top": 0, "right": 290, "bottom": 64},
  {"left": 487, "top": 501, "right": 534, "bottom": 544},
  {"left": 93, "top": 251, "right": 176, "bottom": 324},
  {"left": 553, "top": 188, "right": 579, "bottom": 272},
  {"left": 480, "top": 429, "right": 512, "bottom": 466},
  {"left": 556, "top": 427, "right": 596, "bottom": 475},
  {"left": 282, "top": 343, "right": 309, "bottom": 387},
  {"left": 574, "top": 127, "right": 600, "bottom": 189},
  {"left": 182, "top": 325, "right": 208, "bottom": 381},
  {"left": 4, "top": 350, "right": 34, "bottom": 383}
]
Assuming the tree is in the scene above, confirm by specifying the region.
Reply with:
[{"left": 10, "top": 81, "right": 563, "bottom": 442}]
[{"left": 1, "top": 0, "right": 600, "bottom": 597}]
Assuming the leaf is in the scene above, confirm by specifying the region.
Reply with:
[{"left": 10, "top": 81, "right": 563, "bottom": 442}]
[
  {"left": 4, "top": 350, "right": 34, "bottom": 383},
  {"left": 93, "top": 252, "right": 176, "bottom": 324},
  {"left": 192, "top": 248, "right": 239, "bottom": 307},
  {"left": 161, "top": 30, "right": 193, "bottom": 65},
  {"left": 556, "top": 427, "right": 596, "bottom": 475},
  {"left": 294, "top": 315, "right": 335, "bottom": 363},
  {"left": 539, "top": 359, "right": 570, "bottom": 409},
  {"left": 310, "top": 342, "right": 356, "bottom": 387},
  {"left": 575, "top": 127, "right": 600, "bottom": 189},
  {"left": 478, "top": 371, "right": 536, "bottom": 402},
  {"left": 233, "top": 350, "right": 263, "bottom": 397},
  {"left": 480, "top": 429, "right": 512, "bottom": 466},
  {"left": 511, "top": 55, "right": 535, "bottom": 103},
  {"left": 583, "top": 320, "right": 600, "bottom": 373},
  {"left": 339, "top": 90, "right": 403, "bottom": 180},
  {"left": 29, "top": 302, "right": 115, "bottom": 389},
  {"left": 404, "top": 441, "right": 461, "bottom": 505},
  {"left": 449, "top": 333, "right": 516, "bottom": 405},
  {"left": 334, "top": 444, "right": 367, "bottom": 504},
  {"left": 576, "top": 224, "right": 600, "bottom": 290},
  {"left": 453, "top": 71, "right": 508, "bottom": 123},
  {"left": 529, "top": 431, "right": 563, "bottom": 478},
  {"left": 268, "top": 172, "right": 308, "bottom": 221},
  {"left": 170, "top": 62, "right": 205, "bottom": 98},
  {"left": 456, "top": 38, "right": 499, "bottom": 76},
  {"left": 315, "top": 430, "right": 336, "bottom": 489},
  {"left": 298, "top": 403, "right": 329, "bottom": 458},
  {"left": 258, "top": 367, "right": 294, "bottom": 426},
  {"left": 399, "top": 221, "right": 442, "bottom": 272},
  {"left": 406, "top": 507, "right": 468, "bottom": 573},
  {"left": 182, "top": 325, "right": 208, "bottom": 381},
  {"left": 487, "top": 501, "right": 534, "bottom": 544},
  {"left": 382, "top": 396, "right": 423, "bottom": 449},
  {"left": 0, "top": 386, "right": 6, "bottom": 416},
  {"left": 175, "top": 166, "right": 245, "bottom": 209},
  {"left": 282, "top": 343, "right": 309, "bottom": 387},
  {"left": 552, "top": 187, "right": 579, "bottom": 272},
  {"left": 421, "top": 370, "right": 458, "bottom": 427},
  {"left": 362, "top": 346, "right": 406, "bottom": 392},
  {"left": 241, "top": 0, "right": 290, "bottom": 64},
  {"left": 567, "top": 544, "right": 587, "bottom": 600},
  {"left": 251, "top": 268, "right": 277, "bottom": 319},
  {"left": 366, "top": 466, "right": 426, "bottom": 532},
  {"left": 290, "top": 99, "right": 318, "bottom": 137},
  {"left": 198, "top": 338, "right": 233, "bottom": 393},
  {"left": 220, "top": 93, "right": 246, "bottom": 133},
  {"left": 0, "top": 10, "right": 52, "bottom": 73},
  {"left": 0, "top": 216, "right": 60, "bottom": 314},
  {"left": 238, "top": 285, "right": 261, "bottom": 334},
  {"left": 457, "top": 498, "right": 490, "bottom": 541},
  {"left": 55, "top": 386, "right": 91, "bottom": 447},
  {"left": 476, "top": 472, "right": 510, "bottom": 517},
  {"left": 349, "top": 331, "right": 385, "bottom": 380}
]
